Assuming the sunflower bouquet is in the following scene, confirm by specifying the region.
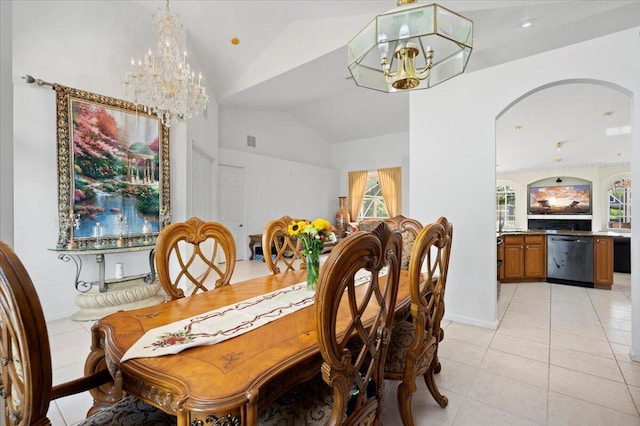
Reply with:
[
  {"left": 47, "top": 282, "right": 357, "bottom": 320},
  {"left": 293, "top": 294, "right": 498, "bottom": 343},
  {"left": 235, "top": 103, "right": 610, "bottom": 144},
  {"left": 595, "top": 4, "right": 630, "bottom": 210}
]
[{"left": 288, "top": 218, "right": 337, "bottom": 290}]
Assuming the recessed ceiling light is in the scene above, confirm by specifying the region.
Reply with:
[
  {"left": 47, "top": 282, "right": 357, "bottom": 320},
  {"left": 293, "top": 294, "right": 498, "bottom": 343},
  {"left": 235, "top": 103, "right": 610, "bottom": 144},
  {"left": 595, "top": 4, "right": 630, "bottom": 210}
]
[
  {"left": 603, "top": 111, "right": 614, "bottom": 118},
  {"left": 555, "top": 158, "right": 562, "bottom": 163},
  {"left": 556, "top": 142, "right": 562, "bottom": 151},
  {"left": 521, "top": 20, "right": 534, "bottom": 28},
  {"left": 514, "top": 125, "right": 523, "bottom": 131},
  {"left": 231, "top": 37, "right": 240, "bottom": 45}
]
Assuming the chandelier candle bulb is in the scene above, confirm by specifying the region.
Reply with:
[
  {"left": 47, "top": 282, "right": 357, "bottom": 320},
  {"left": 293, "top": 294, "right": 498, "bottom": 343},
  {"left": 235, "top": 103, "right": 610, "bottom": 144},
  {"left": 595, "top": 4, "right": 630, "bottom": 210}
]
[{"left": 399, "top": 24, "right": 410, "bottom": 39}]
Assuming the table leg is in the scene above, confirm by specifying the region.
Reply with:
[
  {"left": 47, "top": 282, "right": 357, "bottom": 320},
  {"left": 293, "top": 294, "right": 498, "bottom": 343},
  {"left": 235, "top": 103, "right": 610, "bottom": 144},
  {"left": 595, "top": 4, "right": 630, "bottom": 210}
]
[
  {"left": 143, "top": 248, "right": 157, "bottom": 284},
  {"left": 85, "top": 326, "right": 122, "bottom": 416},
  {"left": 57, "top": 253, "right": 92, "bottom": 292},
  {"left": 96, "top": 254, "right": 107, "bottom": 292},
  {"left": 249, "top": 239, "right": 256, "bottom": 260}
]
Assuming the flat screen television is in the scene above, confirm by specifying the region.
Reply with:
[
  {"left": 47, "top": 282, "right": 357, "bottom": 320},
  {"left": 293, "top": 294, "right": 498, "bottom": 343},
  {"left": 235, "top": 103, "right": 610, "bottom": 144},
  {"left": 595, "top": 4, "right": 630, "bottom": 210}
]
[{"left": 528, "top": 184, "right": 591, "bottom": 215}]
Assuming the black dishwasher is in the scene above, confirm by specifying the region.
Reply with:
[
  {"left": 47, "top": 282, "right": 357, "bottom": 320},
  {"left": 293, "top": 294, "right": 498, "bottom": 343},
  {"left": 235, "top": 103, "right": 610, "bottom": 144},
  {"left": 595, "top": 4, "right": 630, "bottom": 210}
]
[{"left": 547, "top": 235, "right": 594, "bottom": 287}]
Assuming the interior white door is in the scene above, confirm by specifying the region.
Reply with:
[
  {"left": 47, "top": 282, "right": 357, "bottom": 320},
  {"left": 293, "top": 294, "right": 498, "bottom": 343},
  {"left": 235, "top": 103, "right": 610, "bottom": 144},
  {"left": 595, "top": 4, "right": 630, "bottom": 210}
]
[
  {"left": 186, "top": 147, "right": 215, "bottom": 281},
  {"left": 219, "top": 164, "right": 246, "bottom": 260},
  {"left": 191, "top": 147, "right": 214, "bottom": 221}
]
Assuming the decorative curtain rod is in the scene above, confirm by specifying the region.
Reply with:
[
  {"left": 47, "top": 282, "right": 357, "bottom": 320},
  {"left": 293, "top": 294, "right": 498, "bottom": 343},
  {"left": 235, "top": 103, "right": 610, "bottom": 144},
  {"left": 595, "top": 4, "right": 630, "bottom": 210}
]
[{"left": 22, "top": 74, "right": 55, "bottom": 90}]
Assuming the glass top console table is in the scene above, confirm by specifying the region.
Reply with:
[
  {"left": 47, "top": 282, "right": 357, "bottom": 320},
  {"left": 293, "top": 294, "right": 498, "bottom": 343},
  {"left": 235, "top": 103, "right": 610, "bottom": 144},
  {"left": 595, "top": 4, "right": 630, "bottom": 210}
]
[{"left": 50, "top": 244, "right": 157, "bottom": 293}]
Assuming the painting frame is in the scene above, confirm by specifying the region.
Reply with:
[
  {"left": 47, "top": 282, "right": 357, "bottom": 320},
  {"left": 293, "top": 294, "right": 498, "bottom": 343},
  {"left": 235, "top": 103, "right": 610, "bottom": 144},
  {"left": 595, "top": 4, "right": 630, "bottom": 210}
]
[{"left": 55, "top": 85, "right": 170, "bottom": 249}]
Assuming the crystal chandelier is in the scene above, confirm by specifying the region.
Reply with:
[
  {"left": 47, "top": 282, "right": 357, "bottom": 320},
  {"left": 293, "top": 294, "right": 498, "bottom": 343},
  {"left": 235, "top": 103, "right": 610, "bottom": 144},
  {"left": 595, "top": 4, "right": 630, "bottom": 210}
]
[
  {"left": 348, "top": 0, "right": 473, "bottom": 93},
  {"left": 123, "top": 0, "right": 209, "bottom": 127}
]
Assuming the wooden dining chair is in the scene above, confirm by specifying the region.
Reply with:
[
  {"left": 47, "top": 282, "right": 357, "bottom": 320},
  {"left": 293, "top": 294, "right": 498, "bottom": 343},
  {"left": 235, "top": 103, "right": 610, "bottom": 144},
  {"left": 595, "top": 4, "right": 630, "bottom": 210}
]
[
  {"left": 155, "top": 217, "right": 236, "bottom": 300},
  {"left": 383, "top": 222, "right": 450, "bottom": 426},
  {"left": 262, "top": 215, "right": 306, "bottom": 274},
  {"left": 259, "top": 222, "right": 403, "bottom": 425},
  {"left": 0, "top": 240, "right": 176, "bottom": 426}
]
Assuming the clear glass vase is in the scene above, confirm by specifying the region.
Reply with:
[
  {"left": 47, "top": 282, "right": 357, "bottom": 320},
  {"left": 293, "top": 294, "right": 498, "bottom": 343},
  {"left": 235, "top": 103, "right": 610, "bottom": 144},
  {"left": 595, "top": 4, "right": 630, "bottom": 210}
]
[{"left": 305, "top": 252, "right": 320, "bottom": 291}]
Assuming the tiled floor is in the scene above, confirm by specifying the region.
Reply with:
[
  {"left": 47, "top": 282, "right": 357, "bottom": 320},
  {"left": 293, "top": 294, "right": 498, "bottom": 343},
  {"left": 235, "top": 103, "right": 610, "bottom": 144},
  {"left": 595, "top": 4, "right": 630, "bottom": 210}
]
[{"left": 46, "top": 263, "right": 640, "bottom": 425}]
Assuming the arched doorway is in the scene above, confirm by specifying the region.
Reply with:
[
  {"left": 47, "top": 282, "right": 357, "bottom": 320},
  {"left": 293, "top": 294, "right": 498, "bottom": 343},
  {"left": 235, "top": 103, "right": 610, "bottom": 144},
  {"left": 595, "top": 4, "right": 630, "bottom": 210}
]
[
  {"left": 495, "top": 78, "right": 635, "bottom": 357},
  {"left": 496, "top": 79, "right": 632, "bottom": 232}
]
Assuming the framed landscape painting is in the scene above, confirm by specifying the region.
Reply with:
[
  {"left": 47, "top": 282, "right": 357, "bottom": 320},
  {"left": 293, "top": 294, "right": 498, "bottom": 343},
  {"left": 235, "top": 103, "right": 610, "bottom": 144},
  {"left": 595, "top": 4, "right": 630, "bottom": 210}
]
[{"left": 55, "top": 85, "right": 170, "bottom": 249}]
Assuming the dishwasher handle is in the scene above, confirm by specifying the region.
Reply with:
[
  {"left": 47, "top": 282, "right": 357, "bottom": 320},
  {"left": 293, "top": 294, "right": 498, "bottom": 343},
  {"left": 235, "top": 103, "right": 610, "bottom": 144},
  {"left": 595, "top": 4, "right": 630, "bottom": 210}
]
[{"left": 549, "top": 236, "right": 591, "bottom": 244}]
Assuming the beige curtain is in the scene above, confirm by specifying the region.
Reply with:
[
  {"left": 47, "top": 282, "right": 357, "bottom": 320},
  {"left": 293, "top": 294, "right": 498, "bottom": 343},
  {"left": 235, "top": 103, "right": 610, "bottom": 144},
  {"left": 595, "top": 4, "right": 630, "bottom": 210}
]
[
  {"left": 348, "top": 170, "right": 368, "bottom": 221},
  {"left": 378, "top": 167, "right": 401, "bottom": 217}
]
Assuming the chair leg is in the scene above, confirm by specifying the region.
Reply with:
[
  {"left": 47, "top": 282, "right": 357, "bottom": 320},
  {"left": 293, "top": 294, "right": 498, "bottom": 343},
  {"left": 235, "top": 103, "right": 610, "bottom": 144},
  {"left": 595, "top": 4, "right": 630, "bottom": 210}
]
[
  {"left": 433, "top": 354, "right": 442, "bottom": 374},
  {"left": 424, "top": 365, "right": 448, "bottom": 408},
  {"left": 434, "top": 327, "right": 445, "bottom": 374},
  {"left": 397, "top": 381, "right": 416, "bottom": 426}
]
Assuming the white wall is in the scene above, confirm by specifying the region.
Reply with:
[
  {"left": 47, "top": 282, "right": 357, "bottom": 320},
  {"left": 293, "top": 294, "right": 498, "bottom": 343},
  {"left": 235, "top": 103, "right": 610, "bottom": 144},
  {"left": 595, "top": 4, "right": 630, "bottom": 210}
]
[
  {"left": 1, "top": 0, "right": 13, "bottom": 245},
  {"left": 410, "top": 28, "right": 639, "bottom": 340},
  {"left": 331, "top": 131, "right": 410, "bottom": 216},
  {"left": 219, "top": 148, "right": 339, "bottom": 242},
  {"left": 498, "top": 164, "right": 631, "bottom": 232},
  {"left": 220, "top": 109, "right": 332, "bottom": 167},
  {"left": 188, "top": 102, "right": 220, "bottom": 220},
  {"left": 10, "top": 1, "right": 206, "bottom": 319}
]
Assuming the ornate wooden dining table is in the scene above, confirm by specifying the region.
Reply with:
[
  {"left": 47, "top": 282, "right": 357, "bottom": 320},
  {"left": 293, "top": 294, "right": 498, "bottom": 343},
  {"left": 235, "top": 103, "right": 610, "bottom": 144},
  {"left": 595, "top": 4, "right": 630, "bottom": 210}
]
[{"left": 86, "top": 269, "right": 411, "bottom": 426}]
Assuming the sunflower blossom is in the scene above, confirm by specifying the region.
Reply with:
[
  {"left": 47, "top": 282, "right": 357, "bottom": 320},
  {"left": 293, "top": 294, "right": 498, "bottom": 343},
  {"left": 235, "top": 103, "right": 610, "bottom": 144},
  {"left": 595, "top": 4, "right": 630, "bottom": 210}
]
[{"left": 288, "top": 218, "right": 336, "bottom": 257}]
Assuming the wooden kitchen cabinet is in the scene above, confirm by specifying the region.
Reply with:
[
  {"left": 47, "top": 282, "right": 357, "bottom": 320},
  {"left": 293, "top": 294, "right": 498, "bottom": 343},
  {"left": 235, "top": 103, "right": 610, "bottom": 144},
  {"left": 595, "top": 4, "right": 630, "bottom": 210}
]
[
  {"left": 501, "top": 234, "right": 546, "bottom": 282},
  {"left": 524, "top": 235, "right": 546, "bottom": 279},
  {"left": 594, "top": 236, "right": 613, "bottom": 289},
  {"left": 503, "top": 235, "right": 524, "bottom": 280}
]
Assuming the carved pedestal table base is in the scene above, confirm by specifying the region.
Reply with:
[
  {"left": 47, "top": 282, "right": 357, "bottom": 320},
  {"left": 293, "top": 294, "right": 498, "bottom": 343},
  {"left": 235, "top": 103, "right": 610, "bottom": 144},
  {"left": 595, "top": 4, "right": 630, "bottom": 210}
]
[{"left": 72, "top": 278, "right": 165, "bottom": 321}]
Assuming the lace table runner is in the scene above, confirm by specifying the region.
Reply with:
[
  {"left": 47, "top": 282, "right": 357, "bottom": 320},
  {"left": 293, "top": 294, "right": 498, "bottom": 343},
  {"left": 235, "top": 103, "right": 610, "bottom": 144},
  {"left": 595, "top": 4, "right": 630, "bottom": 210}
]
[{"left": 121, "top": 268, "right": 385, "bottom": 362}]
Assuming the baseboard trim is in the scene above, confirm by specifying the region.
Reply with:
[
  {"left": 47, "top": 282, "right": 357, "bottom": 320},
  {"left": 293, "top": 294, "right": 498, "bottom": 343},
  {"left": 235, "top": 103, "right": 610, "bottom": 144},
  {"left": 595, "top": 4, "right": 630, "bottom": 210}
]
[{"left": 443, "top": 312, "right": 499, "bottom": 330}]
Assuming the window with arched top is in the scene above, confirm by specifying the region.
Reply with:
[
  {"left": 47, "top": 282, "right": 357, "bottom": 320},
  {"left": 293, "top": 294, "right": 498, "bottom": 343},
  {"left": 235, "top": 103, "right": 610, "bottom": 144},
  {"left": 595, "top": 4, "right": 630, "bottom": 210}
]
[
  {"left": 608, "top": 178, "right": 631, "bottom": 229},
  {"left": 496, "top": 184, "right": 516, "bottom": 229}
]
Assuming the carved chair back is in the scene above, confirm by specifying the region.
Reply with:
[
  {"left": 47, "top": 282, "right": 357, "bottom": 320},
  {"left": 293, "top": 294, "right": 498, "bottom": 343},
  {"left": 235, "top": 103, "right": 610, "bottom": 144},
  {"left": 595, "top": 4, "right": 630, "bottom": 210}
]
[
  {"left": 155, "top": 217, "right": 236, "bottom": 300},
  {"left": 0, "top": 240, "right": 55, "bottom": 425},
  {"left": 258, "top": 222, "right": 402, "bottom": 425},
  {"left": 0, "top": 241, "right": 176, "bottom": 426},
  {"left": 385, "top": 215, "right": 423, "bottom": 270},
  {"left": 431, "top": 216, "right": 453, "bottom": 374},
  {"left": 358, "top": 215, "right": 423, "bottom": 271},
  {"left": 383, "top": 222, "right": 450, "bottom": 425},
  {"left": 434, "top": 216, "right": 453, "bottom": 332},
  {"left": 262, "top": 216, "right": 306, "bottom": 274},
  {"left": 316, "top": 222, "right": 403, "bottom": 424}
]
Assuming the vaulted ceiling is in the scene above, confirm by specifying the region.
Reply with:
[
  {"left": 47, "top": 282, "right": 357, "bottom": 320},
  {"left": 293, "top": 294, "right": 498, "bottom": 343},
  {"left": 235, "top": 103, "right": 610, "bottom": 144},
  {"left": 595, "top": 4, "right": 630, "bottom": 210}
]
[{"left": 129, "top": 0, "right": 639, "bottom": 171}]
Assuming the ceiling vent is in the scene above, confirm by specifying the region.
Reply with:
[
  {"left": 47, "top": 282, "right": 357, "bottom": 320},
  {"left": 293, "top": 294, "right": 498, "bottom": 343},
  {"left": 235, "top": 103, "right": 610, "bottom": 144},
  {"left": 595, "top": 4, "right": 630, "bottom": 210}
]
[{"left": 247, "top": 135, "right": 256, "bottom": 148}]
